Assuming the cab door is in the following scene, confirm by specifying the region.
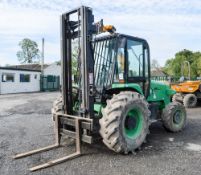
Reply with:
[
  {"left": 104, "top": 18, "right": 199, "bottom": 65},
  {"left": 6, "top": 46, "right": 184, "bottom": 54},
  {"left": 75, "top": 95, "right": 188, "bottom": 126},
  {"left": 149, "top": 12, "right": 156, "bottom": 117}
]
[{"left": 126, "top": 37, "right": 150, "bottom": 97}]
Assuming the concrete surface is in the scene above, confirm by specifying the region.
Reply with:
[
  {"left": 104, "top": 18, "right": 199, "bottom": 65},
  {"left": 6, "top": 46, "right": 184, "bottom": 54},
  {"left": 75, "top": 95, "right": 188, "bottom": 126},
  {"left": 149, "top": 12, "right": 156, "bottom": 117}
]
[{"left": 0, "top": 92, "right": 201, "bottom": 175}]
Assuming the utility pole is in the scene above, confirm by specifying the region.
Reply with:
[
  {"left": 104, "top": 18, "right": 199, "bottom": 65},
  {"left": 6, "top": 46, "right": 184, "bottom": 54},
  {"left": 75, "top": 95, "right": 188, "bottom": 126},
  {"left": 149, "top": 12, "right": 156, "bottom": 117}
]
[{"left": 41, "top": 38, "right": 45, "bottom": 76}]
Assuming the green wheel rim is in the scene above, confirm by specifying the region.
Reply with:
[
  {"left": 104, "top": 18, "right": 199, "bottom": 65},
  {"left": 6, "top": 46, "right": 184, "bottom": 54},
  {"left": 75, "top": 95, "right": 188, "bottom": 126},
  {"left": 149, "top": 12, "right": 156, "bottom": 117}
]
[{"left": 124, "top": 108, "right": 143, "bottom": 139}]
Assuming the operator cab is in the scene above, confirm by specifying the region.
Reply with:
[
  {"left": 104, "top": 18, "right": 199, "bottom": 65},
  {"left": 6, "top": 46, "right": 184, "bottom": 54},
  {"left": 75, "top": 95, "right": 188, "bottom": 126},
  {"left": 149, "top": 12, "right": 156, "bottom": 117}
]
[{"left": 94, "top": 34, "right": 150, "bottom": 98}]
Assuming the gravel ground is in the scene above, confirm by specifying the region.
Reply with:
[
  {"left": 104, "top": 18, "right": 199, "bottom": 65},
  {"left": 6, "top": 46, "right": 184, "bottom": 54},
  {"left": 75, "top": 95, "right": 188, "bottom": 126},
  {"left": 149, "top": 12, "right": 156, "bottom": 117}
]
[{"left": 0, "top": 92, "right": 201, "bottom": 175}]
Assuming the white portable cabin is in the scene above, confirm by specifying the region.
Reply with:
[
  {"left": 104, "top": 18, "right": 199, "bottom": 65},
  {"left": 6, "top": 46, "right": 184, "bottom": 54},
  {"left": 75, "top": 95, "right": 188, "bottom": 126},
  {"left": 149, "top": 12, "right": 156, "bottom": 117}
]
[
  {"left": 0, "top": 67, "right": 41, "bottom": 94},
  {"left": 44, "top": 63, "right": 61, "bottom": 84}
]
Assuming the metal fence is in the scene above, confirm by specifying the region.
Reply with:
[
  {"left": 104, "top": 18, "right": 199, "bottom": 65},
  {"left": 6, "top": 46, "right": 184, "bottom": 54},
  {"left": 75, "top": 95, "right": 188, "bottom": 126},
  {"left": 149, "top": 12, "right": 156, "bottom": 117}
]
[
  {"left": 151, "top": 76, "right": 198, "bottom": 83},
  {"left": 151, "top": 76, "right": 169, "bottom": 81},
  {"left": 40, "top": 75, "right": 60, "bottom": 91}
]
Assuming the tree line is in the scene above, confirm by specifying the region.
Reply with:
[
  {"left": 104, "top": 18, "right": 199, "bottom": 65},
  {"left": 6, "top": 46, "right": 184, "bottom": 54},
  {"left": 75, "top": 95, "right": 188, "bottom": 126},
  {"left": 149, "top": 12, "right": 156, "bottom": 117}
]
[{"left": 163, "top": 49, "right": 201, "bottom": 79}]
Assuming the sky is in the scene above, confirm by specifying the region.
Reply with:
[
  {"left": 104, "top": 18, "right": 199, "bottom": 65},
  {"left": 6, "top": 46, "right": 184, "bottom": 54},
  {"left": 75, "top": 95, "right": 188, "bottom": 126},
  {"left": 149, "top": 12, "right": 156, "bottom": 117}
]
[{"left": 0, "top": 0, "right": 201, "bottom": 66}]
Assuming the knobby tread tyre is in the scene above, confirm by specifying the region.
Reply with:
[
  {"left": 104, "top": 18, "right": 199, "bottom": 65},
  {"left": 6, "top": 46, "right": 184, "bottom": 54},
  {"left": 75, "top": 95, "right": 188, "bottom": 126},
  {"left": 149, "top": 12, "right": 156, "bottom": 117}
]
[
  {"left": 99, "top": 91, "right": 151, "bottom": 154},
  {"left": 161, "top": 102, "right": 186, "bottom": 132},
  {"left": 52, "top": 95, "right": 64, "bottom": 121},
  {"left": 183, "top": 94, "right": 197, "bottom": 108},
  {"left": 52, "top": 87, "right": 78, "bottom": 118},
  {"left": 172, "top": 93, "right": 183, "bottom": 103}
]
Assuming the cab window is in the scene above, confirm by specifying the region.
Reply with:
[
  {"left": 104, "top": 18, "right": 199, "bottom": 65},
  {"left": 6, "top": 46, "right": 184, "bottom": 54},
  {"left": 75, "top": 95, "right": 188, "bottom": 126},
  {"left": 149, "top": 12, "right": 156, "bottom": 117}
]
[
  {"left": 127, "top": 40, "right": 143, "bottom": 77},
  {"left": 114, "top": 48, "right": 125, "bottom": 82}
]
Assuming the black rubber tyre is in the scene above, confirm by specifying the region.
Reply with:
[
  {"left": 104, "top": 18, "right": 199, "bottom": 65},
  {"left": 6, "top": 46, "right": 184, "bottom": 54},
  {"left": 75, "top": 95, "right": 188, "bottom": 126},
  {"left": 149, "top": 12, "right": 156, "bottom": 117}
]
[
  {"left": 183, "top": 94, "right": 197, "bottom": 108},
  {"left": 161, "top": 102, "right": 186, "bottom": 132},
  {"left": 52, "top": 95, "right": 64, "bottom": 121},
  {"left": 52, "top": 87, "right": 79, "bottom": 120},
  {"left": 99, "top": 91, "right": 151, "bottom": 154},
  {"left": 172, "top": 93, "right": 183, "bottom": 103},
  {"left": 51, "top": 95, "right": 74, "bottom": 144}
]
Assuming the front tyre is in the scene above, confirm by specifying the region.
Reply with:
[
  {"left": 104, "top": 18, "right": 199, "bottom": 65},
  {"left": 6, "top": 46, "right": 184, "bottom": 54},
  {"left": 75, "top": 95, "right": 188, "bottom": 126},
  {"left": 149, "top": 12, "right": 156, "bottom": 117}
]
[
  {"left": 99, "top": 91, "right": 151, "bottom": 154},
  {"left": 161, "top": 102, "right": 186, "bottom": 132}
]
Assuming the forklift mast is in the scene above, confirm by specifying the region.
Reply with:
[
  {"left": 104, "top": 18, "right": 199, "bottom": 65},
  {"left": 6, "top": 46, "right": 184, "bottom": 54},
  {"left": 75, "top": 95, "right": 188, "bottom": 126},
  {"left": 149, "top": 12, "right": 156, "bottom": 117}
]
[{"left": 61, "top": 6, "right": 95, "bottom": 118}]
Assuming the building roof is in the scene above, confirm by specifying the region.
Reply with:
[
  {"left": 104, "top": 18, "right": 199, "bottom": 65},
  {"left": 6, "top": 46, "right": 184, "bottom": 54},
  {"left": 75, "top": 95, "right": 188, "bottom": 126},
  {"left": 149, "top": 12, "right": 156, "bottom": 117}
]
[
  {"left": 0, "top": 66, "right": 41, "bottom": 72},
  {"left": 6, "top": 64, "right": 49, "bottom": 71},
  {"left": 151, "top": 68, "right": 167, "bottom": 77}
]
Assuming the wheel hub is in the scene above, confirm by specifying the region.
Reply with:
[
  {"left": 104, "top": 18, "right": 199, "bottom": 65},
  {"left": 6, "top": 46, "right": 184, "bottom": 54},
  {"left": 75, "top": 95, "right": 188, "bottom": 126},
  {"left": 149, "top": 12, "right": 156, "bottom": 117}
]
[
  {"left": 173, "top": 111, "right": 182, "bottom": 124},
  {"left": 125, "top": 115, "right": 137, "bottom": 130},
  {"left": 189, "top": 97, "right": 195, "bottom": 105},
  {"left": 124, "top": 108, "right": 143, "bottom": 139}
]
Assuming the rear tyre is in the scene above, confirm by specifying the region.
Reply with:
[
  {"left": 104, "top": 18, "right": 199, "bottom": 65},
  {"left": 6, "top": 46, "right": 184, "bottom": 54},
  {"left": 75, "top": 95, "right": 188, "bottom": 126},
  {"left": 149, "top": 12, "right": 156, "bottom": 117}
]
[
  {"left": 183, "top": 94, "right": 197, "bottom": 108},
  {"left": 172, "top": 93, "right": 183, "bottom": 103},
  {"left": 51, "top": 95, "right": 74, "bottom": 144},
  {"left": 52, "top": 87, "right": 79, "bottom": 120},
  {"left": 52, "top": 96, "right": 63, "bottom": 121},
  {"left": 161, "top": 102, "right": 186, "bottom": 132},
  {"left": 99, "top": 91, "right": 151, "bottom": 154}
]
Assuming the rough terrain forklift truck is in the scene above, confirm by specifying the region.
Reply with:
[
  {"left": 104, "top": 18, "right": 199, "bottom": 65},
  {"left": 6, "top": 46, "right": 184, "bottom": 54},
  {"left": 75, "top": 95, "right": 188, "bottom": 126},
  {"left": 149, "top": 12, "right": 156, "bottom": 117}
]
[{"left": 13, "top": 6, "right": 187, "bottom": 171}]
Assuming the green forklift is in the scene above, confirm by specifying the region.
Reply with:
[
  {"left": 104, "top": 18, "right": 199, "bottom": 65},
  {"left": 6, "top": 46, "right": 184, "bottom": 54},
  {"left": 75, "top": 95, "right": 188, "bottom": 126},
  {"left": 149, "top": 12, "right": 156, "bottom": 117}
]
[{"left": 14, "top": 6, "right": 187, "bottom": 171}]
